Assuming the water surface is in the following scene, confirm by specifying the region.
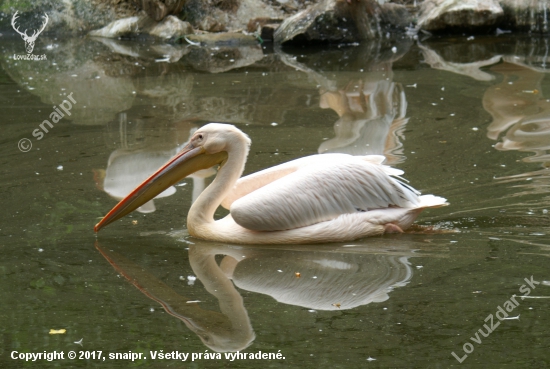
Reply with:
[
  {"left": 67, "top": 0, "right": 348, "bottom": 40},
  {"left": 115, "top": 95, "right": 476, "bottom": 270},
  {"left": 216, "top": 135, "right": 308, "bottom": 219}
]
[{"left": 1, "top": 34, "right": 550, "bottom": 368}]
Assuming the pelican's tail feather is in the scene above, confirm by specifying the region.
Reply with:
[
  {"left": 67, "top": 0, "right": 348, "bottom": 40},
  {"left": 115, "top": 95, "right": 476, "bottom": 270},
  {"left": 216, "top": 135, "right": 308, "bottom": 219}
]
[{"left": 417, "top": 195, "right": 448, "bottom": 209}]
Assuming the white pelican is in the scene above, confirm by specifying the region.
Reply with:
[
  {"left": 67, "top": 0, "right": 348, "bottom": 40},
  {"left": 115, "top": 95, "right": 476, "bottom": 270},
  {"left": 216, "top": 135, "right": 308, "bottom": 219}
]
[{"left": 94, "top": 123, "right": 448, "bottom": 244}]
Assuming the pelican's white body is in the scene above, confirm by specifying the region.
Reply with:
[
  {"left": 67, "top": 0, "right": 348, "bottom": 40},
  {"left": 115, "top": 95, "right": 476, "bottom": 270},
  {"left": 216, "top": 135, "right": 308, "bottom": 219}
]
[{"left": 186, "top": 124, "right": 447, "bottom": 244}]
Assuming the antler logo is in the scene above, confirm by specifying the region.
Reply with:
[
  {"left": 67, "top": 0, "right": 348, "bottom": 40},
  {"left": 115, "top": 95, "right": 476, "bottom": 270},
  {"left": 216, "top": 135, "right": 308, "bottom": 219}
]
[{"left": 11, "top": 11, "right": 48, "bottom": 54}]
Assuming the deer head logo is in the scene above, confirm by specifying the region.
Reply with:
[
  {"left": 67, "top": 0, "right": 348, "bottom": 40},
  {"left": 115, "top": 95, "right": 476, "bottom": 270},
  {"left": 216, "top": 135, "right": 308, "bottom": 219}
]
[{"left": 11, "top": 11, "right": 48, "bottom": 54}]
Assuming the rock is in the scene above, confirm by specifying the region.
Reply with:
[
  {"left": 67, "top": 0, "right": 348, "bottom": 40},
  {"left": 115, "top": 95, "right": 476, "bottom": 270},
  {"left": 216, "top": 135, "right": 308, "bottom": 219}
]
[
  {"left": 417, "top": 0, "right": 504, "bottom": 33},
  {"left": 88, "top": 16, "right": 144, "bottom": 38},
  {"left": 7, "top": 0, "right": 550, "bottom": 37},
  {"left": 131, "top": 0, "right": 187, "bottom": 21},
  {"left": 274, "top": 0, "right": 383, "bottom": 44},
  {"left": 148, "top": 15, "right": 194, "bottom": 39},
  {"left": 500, "top": 0, "right": 550, "bottom": 33},
  {"left": 247, "top": 17, "right": 283, "bottom": 32},
  {"left": 183, "top": 0, "right": 284, "bottom": 32},
  {"left": 89, "top": 15, "right": 194, "bottom": 41},
  {"left": 0, "top": 0, "right": 139, "bottom": 34},
  {"left": 184, "top": 32, "right": 259, "bottom": 47},
  {"left": 379, "top": 3, "right": 413, "bottom": 29},
  {"left": 247, "top": 17, "right": 284, "bottom": 41}
]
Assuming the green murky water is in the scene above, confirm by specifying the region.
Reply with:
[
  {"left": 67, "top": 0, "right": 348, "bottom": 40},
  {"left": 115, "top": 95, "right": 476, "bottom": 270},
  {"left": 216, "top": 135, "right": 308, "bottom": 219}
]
[{"left": 1, "top": 34, "right": 550, "bottom": 368}]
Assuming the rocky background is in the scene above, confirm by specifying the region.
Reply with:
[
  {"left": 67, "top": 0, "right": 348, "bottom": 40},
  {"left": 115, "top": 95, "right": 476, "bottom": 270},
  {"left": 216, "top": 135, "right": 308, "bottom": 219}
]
[{"left": 0, "top": 0, "right": 549, "bottom": 44}]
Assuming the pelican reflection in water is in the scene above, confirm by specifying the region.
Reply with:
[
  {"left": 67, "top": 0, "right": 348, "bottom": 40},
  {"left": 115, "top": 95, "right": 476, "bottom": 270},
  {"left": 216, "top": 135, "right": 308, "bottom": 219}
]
[
  {"left": 95, "top": 241, "right": 433, "bottom": 351},
  {"left": 95, "top": 124, "right": 447, "bottom": 244}
]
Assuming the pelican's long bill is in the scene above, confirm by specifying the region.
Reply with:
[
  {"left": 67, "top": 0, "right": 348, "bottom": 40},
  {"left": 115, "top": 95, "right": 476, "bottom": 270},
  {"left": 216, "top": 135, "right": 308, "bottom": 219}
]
[{"left": 94, "top": 144, "right": 227, "bottom": 232}]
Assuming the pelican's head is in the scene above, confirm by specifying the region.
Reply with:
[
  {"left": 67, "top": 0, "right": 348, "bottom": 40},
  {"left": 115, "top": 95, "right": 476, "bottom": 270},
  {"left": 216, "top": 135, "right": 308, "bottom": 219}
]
[
  {"left": 188, "top": 123, "right": 251, "bottom": 155},
  {"left": 94, "top": 123, "right": 250, "bottom": 232}
]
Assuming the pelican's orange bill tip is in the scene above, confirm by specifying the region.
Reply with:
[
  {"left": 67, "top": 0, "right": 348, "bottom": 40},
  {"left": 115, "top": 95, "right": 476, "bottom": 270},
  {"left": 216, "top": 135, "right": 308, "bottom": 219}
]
[{"left": 94, "top": 145, "right": 208, "bottom": 233}]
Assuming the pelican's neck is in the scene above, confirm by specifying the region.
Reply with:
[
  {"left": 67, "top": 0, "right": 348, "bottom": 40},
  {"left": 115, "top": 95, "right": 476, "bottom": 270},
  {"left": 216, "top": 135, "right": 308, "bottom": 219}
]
[{"left": 187, "top": 142, "right": 248, "bottom": 232}]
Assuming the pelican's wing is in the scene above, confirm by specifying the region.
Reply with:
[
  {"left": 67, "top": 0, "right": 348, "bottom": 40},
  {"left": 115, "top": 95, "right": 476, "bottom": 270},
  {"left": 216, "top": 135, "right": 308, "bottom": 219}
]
[
  {"left": 221, "top": 162, "right": 298, "bottom": 209},
  {"left": 221, "top": 154, "right": 389, "bottom": 209},
  {"left": 229, "top": 155, "right": 422, "bottom": 232}
]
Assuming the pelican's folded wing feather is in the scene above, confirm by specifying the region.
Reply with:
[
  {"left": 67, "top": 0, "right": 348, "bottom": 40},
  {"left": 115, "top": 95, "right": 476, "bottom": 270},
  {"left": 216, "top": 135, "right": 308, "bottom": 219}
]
[
  {"left": 221, "top": 164, "right": 297, "bottom": 209},
  {"left": 221, "top": 154, "right": 383, "bottom": 209},
  {"left": 229, "top": 155, "right": 421, "bottom": 232}
]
